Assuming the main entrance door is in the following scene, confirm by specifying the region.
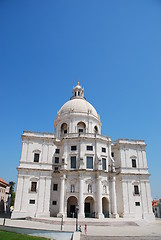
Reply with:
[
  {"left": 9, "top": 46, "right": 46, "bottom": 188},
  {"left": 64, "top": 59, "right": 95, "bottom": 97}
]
[
  {"left": 84, "top": 196, "right": 95, "bottom": 218},
  {"left": 70, "top": 205, "right": 76, "bottom": 216},
  {"left": 85, "top": 202, "right": 90, "bottom": 216},
  {"left": 67, "top": 196, "right": 78, "bottom": 218}
]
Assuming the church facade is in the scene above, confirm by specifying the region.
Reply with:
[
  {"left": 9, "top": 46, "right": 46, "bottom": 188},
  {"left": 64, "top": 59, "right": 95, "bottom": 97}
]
[{"left": 12, "top": 83, "right": 154, "bottom": 220}]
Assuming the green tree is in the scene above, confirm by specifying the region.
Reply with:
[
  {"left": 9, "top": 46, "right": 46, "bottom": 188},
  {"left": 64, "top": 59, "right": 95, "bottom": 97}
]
[{"left": 9, "top": 181, "right": 15, "bottom": 206}]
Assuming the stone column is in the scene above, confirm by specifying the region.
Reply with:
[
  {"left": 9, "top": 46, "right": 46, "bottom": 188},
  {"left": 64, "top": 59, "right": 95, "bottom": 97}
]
[
  {"left": 57, "top": 174, "right": 66, "bottom": 217},
  {"left": 97, "top": 176, "right": 104, "bottom": 218},
  {"left": 36, "top": 176, "right": 51, "bottom": 217},
  {"left": 21, "top": 141, "right": 28, "bottom": 162},
  {"left": 78, "top": 176, "right": 85, "bottom": 219},
  {"left": 110, "top": 176, "right": 119, "bottom": 218}
]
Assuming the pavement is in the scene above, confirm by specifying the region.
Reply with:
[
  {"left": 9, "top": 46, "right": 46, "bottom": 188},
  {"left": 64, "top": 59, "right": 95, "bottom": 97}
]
[{"left": 0, "top": 217, "right": 161, "bottom": 239}]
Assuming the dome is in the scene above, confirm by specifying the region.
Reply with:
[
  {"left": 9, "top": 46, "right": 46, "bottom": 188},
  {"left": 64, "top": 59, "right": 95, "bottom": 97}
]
[
  {"left": 58, "top": 98, "right": 98, "bottom": 118},
  {"left": 54, "top": 82, "right": 101, "bottom": 137}
]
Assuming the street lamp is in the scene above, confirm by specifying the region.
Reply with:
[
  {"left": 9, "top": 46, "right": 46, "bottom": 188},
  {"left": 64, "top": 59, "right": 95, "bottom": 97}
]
[
  {"left": 61, "top": 214, "right": 64, "bottom": 231},
  {"left": 75, "top": 205, "right": 79, "bottom": 231}
]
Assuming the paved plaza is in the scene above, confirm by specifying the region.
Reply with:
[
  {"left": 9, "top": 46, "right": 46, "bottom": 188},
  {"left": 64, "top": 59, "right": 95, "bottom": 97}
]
[
  {"left": 0, "top": 217, "right": 161, "bottom": 239},
  {"left": 81, "top": 237, "right": 161, "bottom": 240}
]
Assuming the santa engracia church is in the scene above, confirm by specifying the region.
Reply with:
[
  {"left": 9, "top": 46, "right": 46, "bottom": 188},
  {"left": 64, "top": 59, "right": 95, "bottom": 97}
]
[{"left": 12, "top": 82, "right": 154, "bottom": 220}]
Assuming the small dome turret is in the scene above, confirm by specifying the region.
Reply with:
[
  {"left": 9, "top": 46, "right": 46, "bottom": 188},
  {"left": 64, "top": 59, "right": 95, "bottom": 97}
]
[{"left": 71, "top": 82, "right": 84, "bottom": 99}]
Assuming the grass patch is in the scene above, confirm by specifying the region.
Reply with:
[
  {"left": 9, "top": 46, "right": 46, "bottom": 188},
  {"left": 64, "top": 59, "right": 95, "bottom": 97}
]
[{"left": 0, "top": 230, "right": 50, "bottom": 240}]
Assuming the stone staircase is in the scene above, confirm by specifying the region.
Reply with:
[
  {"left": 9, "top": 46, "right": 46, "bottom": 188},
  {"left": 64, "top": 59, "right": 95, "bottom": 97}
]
[{"left": 27, "top": 216, "right": 138, "bottom": 226}]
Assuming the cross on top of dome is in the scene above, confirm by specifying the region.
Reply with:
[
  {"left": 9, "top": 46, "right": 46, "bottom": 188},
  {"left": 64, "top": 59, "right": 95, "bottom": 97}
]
[{"left": 71, "top": 82, "right": 84, "bottom": 99}]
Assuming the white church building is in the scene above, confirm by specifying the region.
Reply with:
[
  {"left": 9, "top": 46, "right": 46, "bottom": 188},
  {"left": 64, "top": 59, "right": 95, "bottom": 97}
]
[{"left": 12, "top": 83, "right": 154, "bottom": 220}]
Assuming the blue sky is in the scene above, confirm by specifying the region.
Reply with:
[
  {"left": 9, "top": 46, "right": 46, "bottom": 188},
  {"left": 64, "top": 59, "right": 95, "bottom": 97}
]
[{"left": 0, "top": 0, "right": 161, "bottom": 198}]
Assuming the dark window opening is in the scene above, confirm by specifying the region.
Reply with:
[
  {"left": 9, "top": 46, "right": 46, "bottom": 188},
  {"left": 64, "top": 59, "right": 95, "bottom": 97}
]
[
  {"left": 71, "top": 156, "right": 76, "bottom": 169},
  {"left": 29, "top": 199, "right": 35, "bottom": 204},
  {"left": 61, "top": 123, "right": 67, "bottom": 135},
  {"left": 71, "top": 146, "right": 77, "bottom": 151},
  {"left": 87, "top": 146, "right": 93, "bottom": 151},
  {"left": 55, "top": 157, "right": 59, "bottom": 163},
  {"left": 135, "top": 202, "right": 140, "bottom": 206},
  {"left": 134, "top": 185, "right": 139, "bottom": 195},
  {"left": 34, "top": 153, "right": 39, "bottom": 162},
  {"left": 55, "top": 149, "right": 60, "bottom": 154},
  {"left": 132, "top": 159, "right": 137, "bottom": 168},
  {"left": 53, "top": 184, "right": 58, "bottom": 191},
  {"left": 94, "top": 126, "right": 98, "bottom": 133},
  {"left": 53, "top": 201, "right": 57, "bottom": 205},
  {"left": 102, "top": 158, "right": 106, "bottom": 170},
  {"left": 31, "top": 182, "right": 37, "bottom": 192},
  {"left": 54, "top": 167, "right": 58, "bottom": 171},
  {"left": 102, "top": 147, "right": 106, "bottom": 153},
  {"left": 87, "top": 156, "right": 93, "bottom": 169},
  {"left": 78, "top": 91, "right": 80, "bottom": 96},
  {"left": 79, "top": 129, "right": 83, "bottom": 133},
  {"left": 111, "top": 152, "right": 114, "bottom": 157}
]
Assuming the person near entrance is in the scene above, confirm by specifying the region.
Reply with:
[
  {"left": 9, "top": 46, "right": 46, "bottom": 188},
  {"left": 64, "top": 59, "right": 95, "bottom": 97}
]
[{"left": 84, "top": 224, "right": 87, "bottom": 235}]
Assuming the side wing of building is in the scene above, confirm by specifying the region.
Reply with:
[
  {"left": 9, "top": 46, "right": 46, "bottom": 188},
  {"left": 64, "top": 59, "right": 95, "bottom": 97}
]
[{"left": 112, "top": 139, "right": 154, "bottom": 220}]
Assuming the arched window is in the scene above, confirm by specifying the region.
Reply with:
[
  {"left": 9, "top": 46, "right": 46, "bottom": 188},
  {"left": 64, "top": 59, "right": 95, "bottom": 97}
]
[
  {"left": 94, "top": 125, "right": 98, "bottom": 134},
  {"left": 77, "top": 121, "right": 86, "bottom": 133},
  {"left": 61, "top": 123, "right": 67, "bottom": 135}
]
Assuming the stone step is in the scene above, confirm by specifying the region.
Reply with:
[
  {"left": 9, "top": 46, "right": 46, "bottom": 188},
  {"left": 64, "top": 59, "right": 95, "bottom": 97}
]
[{"left": 27, "top": 217, "right": 138, "bottom": 226}]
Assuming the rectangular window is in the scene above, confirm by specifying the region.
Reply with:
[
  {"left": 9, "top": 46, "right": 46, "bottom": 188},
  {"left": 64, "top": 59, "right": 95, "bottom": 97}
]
[
  {"left": 135, "top": 202, "right": 140, "bottom": 206},
  {"left": 79, "top": 129, "right": 83, "bottom": 133},
  {"left": 71, "top": 156, "right": 76, "bottom": 169},
  {"left": 102, "top": 147, "right": 106, "bottom": 153},
  {"left": 132, "top": 159, "right": 137, "bottom": 168},
  {"left": 134, "top": 185, "right": 139, "bottom": 195},
  {"left": 102, "top": 158, "right": 106, "bottom": 170},
  {"left": 54, "top": 167, "right": 58, "bottom": 171},
  {"left": 71, "top": 146, "right": 77, "bottom": 151},
  {"left": 29, "top": 199, "right": 35, "bottom": 204},
  {"left": 55, "top": 157, "right": 59, "bottom": 163},
  {"left": 111, "top": 152, "right": 114, "bottom": 157},
  {"left": 31, "top": 182, "right": 37, "bottom": 192},
  {"left": 52, "top": 201, "right": 57, "bottom": 205},
  {"left": 34, "top": 153, "right": 39, "bottom": 162},
  {"left": 55, "top": 149, "right": 60, "bottom": 154},
  {"left": 87, "top": 156, "right": 93, "bottom": 169},
  {"left": 53, "top": 184, "right": 58, "bottom": 191},
  {"left": 64, "top": 129, "right": 67, "bottom": 134},
  {"left": 87, "top": 146, "right": 93, "bottom": 151}
]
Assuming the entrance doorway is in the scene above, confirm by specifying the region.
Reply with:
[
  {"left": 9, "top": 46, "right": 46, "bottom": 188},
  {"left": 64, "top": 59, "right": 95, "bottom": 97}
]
[
  {"left": 84, "top": 196, "right": 95, "bottom": 218},
  {"left": 85, "top": 202, "right": 90, "bottom": 215},
  {"left": 67, "top": 196, "right": 78, "bottom": 218},
  {"left": 102, "top": 197, "right": 109, "bottom": 218}
]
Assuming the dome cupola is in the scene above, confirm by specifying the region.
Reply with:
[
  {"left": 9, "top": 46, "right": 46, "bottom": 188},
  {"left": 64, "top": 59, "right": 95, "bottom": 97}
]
[
  {"left": 71, "top": 82, "right": 84, "bottom": 99},
  {"left": 54, "top": 82, "right": 102, "bottom": 138}
]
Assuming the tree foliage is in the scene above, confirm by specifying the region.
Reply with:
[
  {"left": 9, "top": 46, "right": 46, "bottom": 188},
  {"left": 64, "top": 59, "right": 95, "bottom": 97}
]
[{"left": 9, "top": 181, "right": 16, "bottom": 206}]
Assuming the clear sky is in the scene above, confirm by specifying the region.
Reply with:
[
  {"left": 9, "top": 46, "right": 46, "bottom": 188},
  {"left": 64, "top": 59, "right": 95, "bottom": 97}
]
[{"left": 0, "top": 0, "right": 161, "bottom": 198}]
